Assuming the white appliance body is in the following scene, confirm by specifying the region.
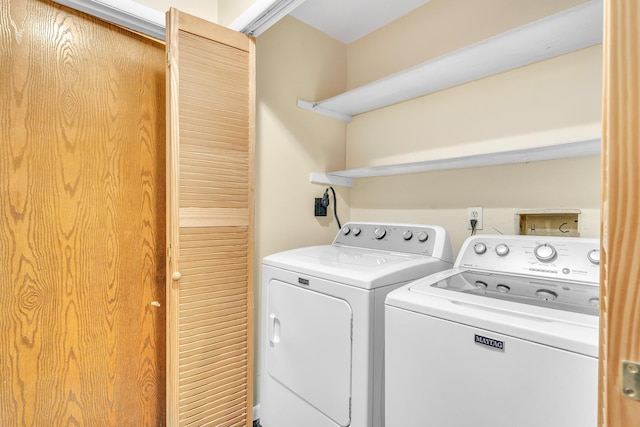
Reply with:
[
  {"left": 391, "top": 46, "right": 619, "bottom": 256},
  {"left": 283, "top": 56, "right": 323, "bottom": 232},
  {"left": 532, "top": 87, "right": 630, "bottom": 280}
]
[
  {"left": 260, "top": 223, "right": 453, "bottom": 427},
  {"left": 385, "top": 234, "right": 600, "bottom": 427}
]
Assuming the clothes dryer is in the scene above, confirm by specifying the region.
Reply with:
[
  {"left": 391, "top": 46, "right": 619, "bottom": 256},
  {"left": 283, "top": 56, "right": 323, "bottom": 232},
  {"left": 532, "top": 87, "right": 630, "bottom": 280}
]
[
  {"left": 259, "top": 222, "right": 453, "bottom": 427},
  {"left": 385, "top": 234, "right": 600, "bottom": 427}
]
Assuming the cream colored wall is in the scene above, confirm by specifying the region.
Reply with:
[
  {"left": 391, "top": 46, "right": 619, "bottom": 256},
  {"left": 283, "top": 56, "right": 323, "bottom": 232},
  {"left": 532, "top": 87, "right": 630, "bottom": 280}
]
[
  {"left": 256, "top": 14, "right": 348, "bottom": 265},
  {"left": 346, "top": 45, "right": 602, "bottom": 167},
  {"left": 345, "top": 0, "right": 602, "bottom": 258},
  {"left": 254, "top": 15, "right": 348, "bottom": 403},
  {"left": 217, "top": 0, "right": 255, "bottom": 26},
  {"left": 133, "top": 0, "right": 218, "bottom": 22},
  {"left": 347, "top": 0, "right": 589, "bottom": 89},
  {"left": 344, "top": 45, "right": 602, "bottom": 255},
  {"left": 350, "top": 156, "right": 601, "bottom": 255}
]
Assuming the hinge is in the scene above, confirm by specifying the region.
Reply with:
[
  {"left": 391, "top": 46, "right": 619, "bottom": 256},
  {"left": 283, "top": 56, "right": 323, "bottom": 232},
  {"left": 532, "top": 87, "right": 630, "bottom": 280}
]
[
  {"left": 167, "top": 243, "right": 171, "bottom": 263},
  {"left": 622, "top": 361, "right": 640, "bottom": 400},
  {"left": 166, "top": 47, "right": 171, "bottom": 68}
]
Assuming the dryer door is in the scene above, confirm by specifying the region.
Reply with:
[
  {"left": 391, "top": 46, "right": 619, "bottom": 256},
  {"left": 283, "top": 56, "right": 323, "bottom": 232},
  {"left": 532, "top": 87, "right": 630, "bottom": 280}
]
[{"left": 267, "top": 280, "right": 353, "bottom": 426}]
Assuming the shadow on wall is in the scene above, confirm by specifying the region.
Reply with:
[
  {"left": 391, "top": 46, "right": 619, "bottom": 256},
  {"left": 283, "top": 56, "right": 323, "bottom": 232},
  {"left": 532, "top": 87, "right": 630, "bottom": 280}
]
[{"left": 256, "top": 15, "right": 348, "bottom": 177}]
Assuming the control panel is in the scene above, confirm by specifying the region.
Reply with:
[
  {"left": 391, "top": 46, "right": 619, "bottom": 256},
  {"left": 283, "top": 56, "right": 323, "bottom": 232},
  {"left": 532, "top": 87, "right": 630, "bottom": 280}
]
[
  {"left": 430, "top": 270, "right": 600, "bottom": 315},
  {"left": 457, "top": 234, "right": 600, "bottom": 285},
  {"left": 332, "top": 222, "right": 445, "bottom": 257}
]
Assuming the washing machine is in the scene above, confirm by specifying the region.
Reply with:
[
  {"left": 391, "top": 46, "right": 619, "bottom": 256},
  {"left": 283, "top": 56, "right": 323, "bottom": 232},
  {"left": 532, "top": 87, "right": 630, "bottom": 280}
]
[
  {"left": 385, "top": 234, "right": 600, "bottom": 427},
  {"left": 259, "top": 222, "right": 453, "bottom": 427}
]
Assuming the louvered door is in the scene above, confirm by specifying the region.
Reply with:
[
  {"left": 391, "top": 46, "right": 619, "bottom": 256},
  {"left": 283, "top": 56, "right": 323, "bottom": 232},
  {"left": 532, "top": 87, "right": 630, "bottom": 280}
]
[{"left": 165, "top": 9, "right": 255, "bottom": 427}]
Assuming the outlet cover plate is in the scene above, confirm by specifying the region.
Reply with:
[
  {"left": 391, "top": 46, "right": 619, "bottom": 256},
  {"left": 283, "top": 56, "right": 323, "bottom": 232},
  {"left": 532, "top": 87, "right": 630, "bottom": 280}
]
[
  {"left": 467, "top": 206, "right": 483, "bottom": 230},
  {"left": 314, "top": 198, "right": 327, "bottom": 216}
]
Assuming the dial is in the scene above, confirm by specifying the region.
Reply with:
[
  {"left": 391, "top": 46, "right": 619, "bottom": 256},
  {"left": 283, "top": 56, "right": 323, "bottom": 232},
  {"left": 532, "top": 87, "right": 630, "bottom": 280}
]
[
  {"left": 417, "top": 231, "right": 428, "bottom": 242},
  {"left": 496, "top": 284, "right": 511, "bottom": 293},
  {"left": 534, "top": 244, "right": 557, "bottom": 262},
  {"left": 473, "top": 243, "right": 487, "bottom": 255},
  {"left": 587, "top": 249, "right": 600, "bottom": 265},
  {"left": 402, "top": 230, "right": 413, "bottom": 241},
  {"left": 535, "top": 289, "right": 558, "bottom": 301},
  {"left": 341, "top": 226, "right": 350, "bottom": 235},
  {"left": 352, "top": 227, "right": 361, "bottom": 236},
  {"left": 589, "top": 297, "right": 600, "bottom": 308},
  {"left": 495, "top": 244, "right": 510, "bottom": 256},
  {"left": 373, "top": 227, "right": 387, "bottom": 240},
  {"left": 474, "top": 281, "right": 488, "bottom": 290}
]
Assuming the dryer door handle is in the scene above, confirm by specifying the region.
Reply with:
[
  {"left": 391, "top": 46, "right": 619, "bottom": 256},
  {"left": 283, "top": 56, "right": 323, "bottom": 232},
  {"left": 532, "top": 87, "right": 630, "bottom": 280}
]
[{"left": 269, "top": 313, "right": 281, "bottom": 346}]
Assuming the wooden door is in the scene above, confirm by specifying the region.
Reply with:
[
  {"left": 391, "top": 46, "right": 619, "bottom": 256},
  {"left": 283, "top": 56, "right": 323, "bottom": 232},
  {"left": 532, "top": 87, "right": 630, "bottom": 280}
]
[
  {"left": 600, "top": 0, "right": 640, "bottom": 425},
  {"left": 0, "top": 0, "right": 166, "bottom": 426},
  {"left": 165, "top": 9, "right": 255, "bottom": 427}
]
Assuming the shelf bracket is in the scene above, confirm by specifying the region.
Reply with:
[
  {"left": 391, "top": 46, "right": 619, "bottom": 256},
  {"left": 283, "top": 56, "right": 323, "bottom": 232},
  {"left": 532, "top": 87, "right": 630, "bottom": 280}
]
[{"left": 297, "top": 100, "right": 353, "bottom": 123}]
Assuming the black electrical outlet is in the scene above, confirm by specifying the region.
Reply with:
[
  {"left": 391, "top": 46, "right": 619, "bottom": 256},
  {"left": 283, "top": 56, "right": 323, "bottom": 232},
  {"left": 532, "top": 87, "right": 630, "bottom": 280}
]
[{"left": 314, "top": 198, "right": 327, "bottom": 216}]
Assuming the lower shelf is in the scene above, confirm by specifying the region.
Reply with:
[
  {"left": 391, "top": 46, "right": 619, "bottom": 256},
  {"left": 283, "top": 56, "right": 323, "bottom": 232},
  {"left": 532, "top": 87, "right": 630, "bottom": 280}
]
[{"left": 310, "top": 139, "right": 601, "bottom": 187}]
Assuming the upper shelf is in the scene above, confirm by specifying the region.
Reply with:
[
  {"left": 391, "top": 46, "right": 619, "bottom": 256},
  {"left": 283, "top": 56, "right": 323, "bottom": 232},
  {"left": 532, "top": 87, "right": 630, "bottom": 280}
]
[{"left": 297, "top": 0, "right": 603, "bottom": 123}]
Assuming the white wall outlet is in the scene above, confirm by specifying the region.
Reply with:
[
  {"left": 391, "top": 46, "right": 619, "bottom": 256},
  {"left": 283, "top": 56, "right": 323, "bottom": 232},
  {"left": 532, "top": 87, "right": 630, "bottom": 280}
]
[{"left": 467, "top": 206, "right": 483, "bottom": 230}]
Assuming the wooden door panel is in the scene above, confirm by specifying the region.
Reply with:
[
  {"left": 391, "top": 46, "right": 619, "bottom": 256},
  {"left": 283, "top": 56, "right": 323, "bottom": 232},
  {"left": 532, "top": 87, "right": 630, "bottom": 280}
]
[
  {"left": 601, "top": 0, "right": 640, "bottom": 425},
  {"left": 166, "top": 9, "right": 255, "bottom": 427},
  {"left": 0, "top": 1, "right": 166, "bottom": 426}
]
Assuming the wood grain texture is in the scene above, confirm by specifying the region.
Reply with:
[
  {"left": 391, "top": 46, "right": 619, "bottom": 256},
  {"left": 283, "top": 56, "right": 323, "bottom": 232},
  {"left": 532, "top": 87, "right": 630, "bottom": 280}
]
[
  {"left": 178, "top": 30, "right": 250, "bottom": 210},
  {"left": 179, "top": 208, "right": 250, "bottom": 227},
  {"left": 176, "top": 9, "right": 250, "bottom": 53},
  {"left": 601, "top": 0, "right": 640, "bottom": 425},
  {"left": 178, "top": 227, "right": 249, "bottom": 427},
  {"left": 166, "top": 8, "right": 255, "bottom": 427},
  {"left": 0, "top": 0, "right": 166, "bottom": 425}
]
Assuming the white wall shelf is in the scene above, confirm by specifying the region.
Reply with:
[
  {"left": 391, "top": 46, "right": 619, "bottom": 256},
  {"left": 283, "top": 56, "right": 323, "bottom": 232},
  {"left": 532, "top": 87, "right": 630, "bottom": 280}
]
[
  {"left": 310, "top": 139, "right": 601, "bottom": 187},
  {"left": 298, "top": 0, "right": 603, "bottom": 122}
]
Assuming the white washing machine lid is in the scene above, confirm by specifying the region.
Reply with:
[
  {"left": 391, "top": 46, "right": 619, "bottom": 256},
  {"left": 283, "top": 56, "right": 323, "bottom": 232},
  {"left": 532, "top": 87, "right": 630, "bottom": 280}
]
[
  {"left": 386, "top": 268, "right": 599, "bottom": 357},
  {"left": 262, "top": 245, "right": 452, "bottom": 290}
]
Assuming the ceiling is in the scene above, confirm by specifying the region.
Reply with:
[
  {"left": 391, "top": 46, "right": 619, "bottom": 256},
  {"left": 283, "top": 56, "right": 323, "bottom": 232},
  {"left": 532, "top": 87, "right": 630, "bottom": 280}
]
[{"left": 288, "top": 0, "right": 431, "bottom": 44}]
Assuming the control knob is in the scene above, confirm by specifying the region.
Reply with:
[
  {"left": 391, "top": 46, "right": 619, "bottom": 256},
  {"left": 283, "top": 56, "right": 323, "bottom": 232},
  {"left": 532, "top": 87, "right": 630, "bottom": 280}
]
[
  {"left": 341, "top": 226, "right": 350, "bottom": 235},
  {"left": 403, "top": 230, "right": 413, "bottom": 241},
  {"left": 417, "top": 231, "right": 428, "bottom": 242},
  {"left": 352, "top": 227, "right": 361, "bottom": 236},
  {"left": 496, "top": 284, "right": 511, "bottom": 293},
  {"left": 474, "top": 281, "right": 488, "bottom": 290},
  {"left": 535, "top": 289, "right": 558, "bottom": 301},
  {"left": 473, "top": 243, "right": 487, "bottom": 255},
  {"left": 373, "top": 227, "right": 386, "bottom": 240},
  {"left": 495, "top": 244, "right": 510, "bottom": 257},
  {"left": 534, "top": 244, "right": 557, "bottom": 262},
  {"left": 587, "top": 249, "right": 600, "bottom": 265}
]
